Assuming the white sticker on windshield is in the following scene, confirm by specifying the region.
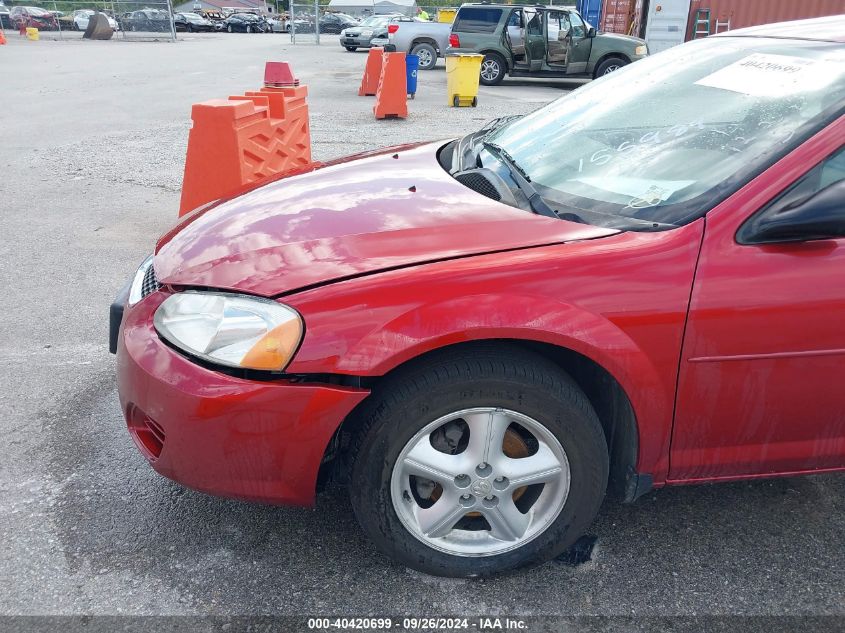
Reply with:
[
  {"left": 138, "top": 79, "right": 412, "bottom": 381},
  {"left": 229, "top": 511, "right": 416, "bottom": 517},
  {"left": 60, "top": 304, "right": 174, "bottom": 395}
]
[{"left": 695, "top": 53, "right": 841, "bottom": 97}]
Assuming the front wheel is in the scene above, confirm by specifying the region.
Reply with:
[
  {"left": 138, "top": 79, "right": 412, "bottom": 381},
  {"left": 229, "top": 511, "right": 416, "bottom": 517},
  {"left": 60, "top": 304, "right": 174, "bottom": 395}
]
[
  {"left": 479, "top": 52, "right": 506, "bottom": 86},
  {"left": 245, "top": 24, "right": 252, "bottom": 33},
  {"left": 410, "top": 42, "right": 437, "bottom": 70},
  {"left": 594, "top": 56, "right": 628, "bottom": 78},
  {"left": 349, "top": 345, "right": 608, "bottom": 577},
  {"left": 345, "top": 45, "right": 357, "bottom": 51},
  {"left": 226, "top": 24, "right": 232, "bottom": 33}
]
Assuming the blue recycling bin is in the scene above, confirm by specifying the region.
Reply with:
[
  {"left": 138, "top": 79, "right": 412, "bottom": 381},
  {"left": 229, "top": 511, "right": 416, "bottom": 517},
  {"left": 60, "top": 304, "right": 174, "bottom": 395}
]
[{"left": 405, "top": 54, "right": 419, "bottom": 99}]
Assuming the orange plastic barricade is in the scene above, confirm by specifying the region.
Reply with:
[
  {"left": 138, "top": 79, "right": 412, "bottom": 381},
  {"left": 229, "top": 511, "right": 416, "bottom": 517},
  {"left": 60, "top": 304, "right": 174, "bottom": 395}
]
[
  {"left": 178, "top": 63, "right": 313, "bottom": 216},
  {"left": 373, "top": 52, "right": 408, "bottom": 120},
  {"left": 358, "top": 47, "right": 384, "bottom": 96},
  {"left": 256, "top": 84, "right": 311, "bottom": 163}
]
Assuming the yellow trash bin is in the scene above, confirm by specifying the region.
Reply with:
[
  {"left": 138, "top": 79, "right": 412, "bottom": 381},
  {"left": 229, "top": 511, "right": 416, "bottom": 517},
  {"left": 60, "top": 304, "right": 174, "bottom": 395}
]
[
  {"left": 436, "top": 8, "right": 457, "bottom": 24},
  {"left": 446, "top": 53, "right": 483, "bottom": 107},
  {"left": 26, "top": 27, "right": 40, "bottom": 41}
]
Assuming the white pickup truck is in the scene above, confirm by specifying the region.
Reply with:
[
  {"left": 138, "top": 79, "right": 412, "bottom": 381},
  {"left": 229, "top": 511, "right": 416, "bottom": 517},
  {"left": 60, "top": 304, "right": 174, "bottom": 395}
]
[{"left": 386, "top": 17, "right": 452, "bottom": 70}]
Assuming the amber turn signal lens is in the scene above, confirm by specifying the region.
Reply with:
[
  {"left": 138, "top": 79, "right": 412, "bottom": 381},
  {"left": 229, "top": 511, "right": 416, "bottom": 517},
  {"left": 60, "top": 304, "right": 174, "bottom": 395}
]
[{"left": 240, "top": 319, "right": 303, "bottom": 371}]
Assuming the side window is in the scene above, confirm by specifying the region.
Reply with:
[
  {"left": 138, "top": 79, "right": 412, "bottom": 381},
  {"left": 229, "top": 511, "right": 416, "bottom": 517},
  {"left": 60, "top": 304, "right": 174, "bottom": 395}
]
[
  {"left": 739, "top": 146, "right": 845, "bottom": 243},
  {"left": 771, "top": 147, "right": 845, "bottom": 210},
  {"left": 569, "top": 12, "right": 586, "bottom": 38},
  {"left": 453, "top": 7, "right": 503, "bottom": 34},
  {"left": 507, "top": 11, "right": 521, "bottom": 28}
]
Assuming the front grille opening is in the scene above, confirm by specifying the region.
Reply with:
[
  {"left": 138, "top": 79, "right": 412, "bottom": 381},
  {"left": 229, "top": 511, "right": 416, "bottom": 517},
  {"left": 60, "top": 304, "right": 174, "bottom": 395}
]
[
  {"left": 141, "top": 261, "right": 161, "bottom": 299},
  {"left": 127, "top": 404, "right": 165, "bottom": 461}
]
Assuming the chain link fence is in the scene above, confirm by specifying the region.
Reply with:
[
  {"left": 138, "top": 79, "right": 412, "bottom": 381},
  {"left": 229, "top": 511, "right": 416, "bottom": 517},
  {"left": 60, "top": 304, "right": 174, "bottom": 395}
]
[
  {"left": 289, "top": 1, "right": 320, "bottom": 44},
  {"left": 5, "top": 0, "right": 177, "bottom": 41},
  {"left": 286, "top": 2, "right": 458, "bottom": 45}
]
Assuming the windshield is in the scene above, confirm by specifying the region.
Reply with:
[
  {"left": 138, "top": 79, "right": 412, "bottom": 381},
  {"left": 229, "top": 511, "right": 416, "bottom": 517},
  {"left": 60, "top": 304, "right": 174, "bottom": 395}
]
[
  {"left": 360, "top": 16, "right": 387, "bottom": 26},
  {"left": 26, "top": 6, "right": 50, "bottom": 15},
  {"left": 485, "top": 37, "right": 845, "bottom": 229}
]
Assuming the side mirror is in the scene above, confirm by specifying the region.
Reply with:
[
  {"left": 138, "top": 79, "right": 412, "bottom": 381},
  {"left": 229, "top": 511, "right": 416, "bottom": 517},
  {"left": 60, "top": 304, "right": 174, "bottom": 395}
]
[
  {"left": 587, "top": 26, "right": 596, "bottom": 37},
  {"left": 741, "top": 179, "right": 845, "bottom": 244}
]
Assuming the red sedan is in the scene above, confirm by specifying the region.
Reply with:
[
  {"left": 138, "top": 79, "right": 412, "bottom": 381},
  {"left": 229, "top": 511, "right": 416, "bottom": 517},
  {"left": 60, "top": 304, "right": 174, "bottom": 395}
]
[{"left": 112, "top": 17, "right": 845, "bottom": 577}]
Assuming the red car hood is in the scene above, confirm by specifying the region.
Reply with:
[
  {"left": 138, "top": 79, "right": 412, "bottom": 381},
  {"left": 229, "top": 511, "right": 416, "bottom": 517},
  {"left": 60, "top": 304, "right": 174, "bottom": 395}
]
[{"left": 154, "top": 142, "right": 619, "bottom": 297}]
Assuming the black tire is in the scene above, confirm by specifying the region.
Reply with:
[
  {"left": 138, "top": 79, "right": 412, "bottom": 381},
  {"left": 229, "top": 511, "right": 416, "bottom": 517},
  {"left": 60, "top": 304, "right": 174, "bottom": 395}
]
[
  {"left": 452, "top": 95, "right": 460, "bottom": 107},
  {"left": 226, "top": 24, "right": 232, "bottom": 33},
  {"left": 186, "top": 23, "right": 193, "bottom": 32},
  {"left": 349, "top": 344, "right": 609, "bottom": 578},
  {"left": 594, "top": 56, "right": 628, "bottom": 78},
  {"left": 410, "top": 42, "right": 437, "bottom": 70},
  {"left": 479, "top": 51, "right": 506, "bottom": 86},
  {"left": 471, "top": 96, "right": 477, "bottom": 107},
  {"left": 246, "top": 24, "right": 252, "bottom": 33},
  {"left": 345, "top": 45, "right": 357, "bottom": 51}
]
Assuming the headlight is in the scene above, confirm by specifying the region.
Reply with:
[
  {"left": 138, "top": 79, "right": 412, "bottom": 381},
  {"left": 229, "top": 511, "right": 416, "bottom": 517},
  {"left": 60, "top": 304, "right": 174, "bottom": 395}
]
[
  {"left": 128, "top": 255, "right": 154, "bottom": 306},
  {"left": 154, "top": 291, "right": 303, "bottom": 371},
  {"left": 634, "top": 45, "right": 647, "bottom": 56}
]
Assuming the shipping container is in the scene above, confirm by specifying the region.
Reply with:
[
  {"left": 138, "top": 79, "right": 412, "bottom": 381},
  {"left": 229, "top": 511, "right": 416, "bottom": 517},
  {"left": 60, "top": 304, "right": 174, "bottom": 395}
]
[
  {"left": 600, "top": 0, "right": 635, "bottom": 34},
  {"left": 577, "top": 0, "right": 603, "bottom": 28},
  {"left": 644, "top": 0, "right": 691, "bottom": 53},
  {"left": 685, "top": 0, "right": 845, "bottom": 41}
]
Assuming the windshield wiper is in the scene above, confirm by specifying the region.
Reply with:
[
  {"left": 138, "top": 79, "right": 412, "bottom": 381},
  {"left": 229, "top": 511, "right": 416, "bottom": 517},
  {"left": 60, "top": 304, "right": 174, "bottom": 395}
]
[{"left": 482, "top": 142, "right": 580, "bottom": 222}]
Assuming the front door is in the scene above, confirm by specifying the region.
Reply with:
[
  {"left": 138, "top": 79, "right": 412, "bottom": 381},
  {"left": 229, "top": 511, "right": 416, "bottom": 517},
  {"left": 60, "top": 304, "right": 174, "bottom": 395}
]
[
  {"left": 671, "top": 132, "right": 845, "bottom": 480},
  {"left": 563, "top": 11, "right": 592, "bottom": 74}
]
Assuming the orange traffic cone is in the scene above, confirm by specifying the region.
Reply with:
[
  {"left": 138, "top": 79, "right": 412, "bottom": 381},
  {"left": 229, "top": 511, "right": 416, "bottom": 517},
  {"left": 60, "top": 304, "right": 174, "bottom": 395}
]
[
  {"left": 358, "top": 47, "right": 384, "bottom": 96},
  {"left": 0, "top": 30, "right": 6, "bottom": 45},
  {"left": 373, "top": 52, "right": 408, "bottom": 120}
]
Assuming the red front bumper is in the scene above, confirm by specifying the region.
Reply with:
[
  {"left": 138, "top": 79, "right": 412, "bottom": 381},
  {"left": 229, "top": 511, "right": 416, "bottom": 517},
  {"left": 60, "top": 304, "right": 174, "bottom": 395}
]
[{"left": 116, "top": 293, "right": 370, "bottom": 506}]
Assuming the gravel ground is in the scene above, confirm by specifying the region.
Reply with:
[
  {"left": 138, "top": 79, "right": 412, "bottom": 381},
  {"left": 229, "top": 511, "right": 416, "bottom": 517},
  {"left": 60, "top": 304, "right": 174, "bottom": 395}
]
[{"left": 0, "top": 32, "right": 843, "bottom": 622}]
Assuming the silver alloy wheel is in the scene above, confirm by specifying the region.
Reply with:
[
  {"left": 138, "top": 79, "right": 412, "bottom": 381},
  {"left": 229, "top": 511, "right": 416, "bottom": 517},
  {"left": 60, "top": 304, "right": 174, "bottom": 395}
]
[
  {"left": 480, "top": 59, "right": 500, "bottom": 82},
  {"left": 390, "top": 407, "right": 570, "bottom": 557},
  {"left": 415, "top": 48, "right": 434, "bottom": 68},
  {"left": 602, "top": 64, "right": 621, "bottom": 75}
]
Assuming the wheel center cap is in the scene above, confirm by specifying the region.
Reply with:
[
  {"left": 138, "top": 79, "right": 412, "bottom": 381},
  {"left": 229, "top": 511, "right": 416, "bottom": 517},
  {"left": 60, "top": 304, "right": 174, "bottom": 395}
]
[{"left": 470, "top": 479, "right": 492, "bottom": 497}]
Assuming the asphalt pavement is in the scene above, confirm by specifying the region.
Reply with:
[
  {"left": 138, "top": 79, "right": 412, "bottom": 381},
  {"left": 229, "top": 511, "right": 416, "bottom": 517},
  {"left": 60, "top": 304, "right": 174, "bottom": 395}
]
[{"left": 0, "top": 32, "right": 843, "bottom": 620}]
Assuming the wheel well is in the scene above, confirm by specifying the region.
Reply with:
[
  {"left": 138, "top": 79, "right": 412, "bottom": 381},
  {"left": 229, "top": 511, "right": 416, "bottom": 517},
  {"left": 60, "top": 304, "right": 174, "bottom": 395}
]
[
  {"left": 593, "top": 53, "right": 631, "bottom": 77},
  {"left": 478, "top": 49, "right": 508, "bottom": 68},
  {"left": 410, "top": 38, "right": 439, "bottom": 53},
  {"left": 318, "top": 339, "right": 641, "bottom": 501}
]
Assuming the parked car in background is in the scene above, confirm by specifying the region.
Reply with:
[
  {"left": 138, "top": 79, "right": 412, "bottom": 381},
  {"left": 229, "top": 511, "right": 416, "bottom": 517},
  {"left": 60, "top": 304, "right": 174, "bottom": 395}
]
[
  {"left": 73, "top": 9, "right": 118, "bottom": 31},
  {"left": 0, "top": 4, "right": 13, "bottom": 29},
  {"left": 198, "top": 10, "right": 225, "bottom": 30},
  {"left": 387, "top": 16, "right": 451, "bottom": 70},
  {"left": 10, "top": 6, "right": 58, "bottom": 30},
  {"left": 266, "top": 15, "right": 290, "bottom": 33},
  {"left": 339, "top": 13, "right": 401, "bottom": 51},
  {"left": 113, "top": 15, "right": 845, "bottom": 579},
  {"left": 223, "top": 12, "right": 268, "bottom": 32},
  {"left": 319, "top": 12, "right": 357, "bottom": 34},
  {"left": 174, "top": 12, "right": 214, "bottom": 32},
  {"left": 449, "top": 3, "right": 647, "bottom": 85},
  {"left": 120, "top": 9, "right": 170, "bottom": 32}
]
